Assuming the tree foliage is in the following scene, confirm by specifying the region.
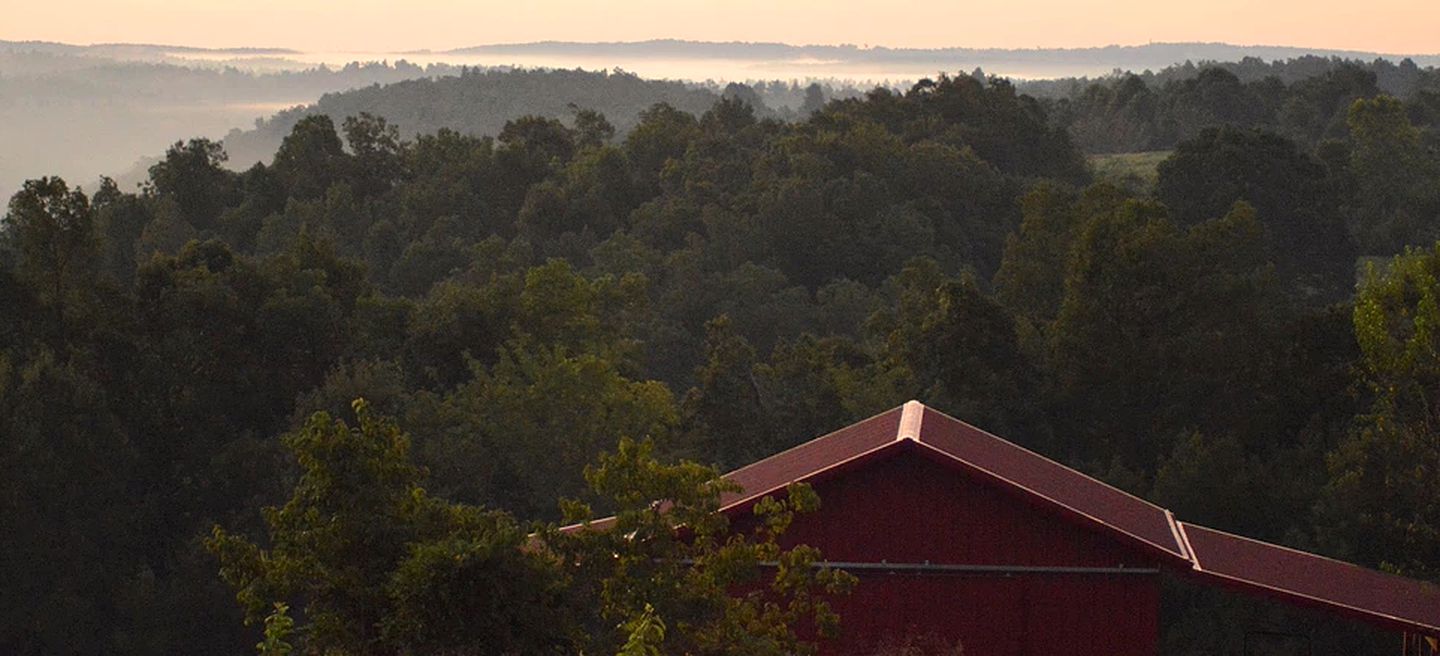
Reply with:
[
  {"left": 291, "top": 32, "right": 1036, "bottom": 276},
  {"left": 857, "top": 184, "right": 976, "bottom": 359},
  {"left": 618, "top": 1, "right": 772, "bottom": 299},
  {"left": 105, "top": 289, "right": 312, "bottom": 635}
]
[{"left": 1323, "top": 249, "right": 1440, "bottom": 580}]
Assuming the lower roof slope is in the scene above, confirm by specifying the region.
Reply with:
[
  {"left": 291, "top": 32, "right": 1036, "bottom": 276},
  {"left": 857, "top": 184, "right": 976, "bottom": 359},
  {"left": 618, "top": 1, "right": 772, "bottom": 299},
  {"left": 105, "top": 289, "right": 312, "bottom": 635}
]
[{"left": 1181, "top": 522, "right": 1440, "bottom": 636}]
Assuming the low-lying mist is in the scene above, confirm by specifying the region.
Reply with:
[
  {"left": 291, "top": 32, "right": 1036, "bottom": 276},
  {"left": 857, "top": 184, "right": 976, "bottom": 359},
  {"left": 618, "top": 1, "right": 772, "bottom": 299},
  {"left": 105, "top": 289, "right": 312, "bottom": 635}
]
[{"left": 4, "top": 38, "right": 1437, "bottom": 201}]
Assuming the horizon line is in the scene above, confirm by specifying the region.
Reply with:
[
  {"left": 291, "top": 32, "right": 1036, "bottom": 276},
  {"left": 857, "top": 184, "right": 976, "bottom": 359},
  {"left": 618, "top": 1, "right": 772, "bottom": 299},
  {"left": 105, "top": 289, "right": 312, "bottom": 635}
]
[{"left": 4, "top": 37, "right": 1437, "bottom": 60}]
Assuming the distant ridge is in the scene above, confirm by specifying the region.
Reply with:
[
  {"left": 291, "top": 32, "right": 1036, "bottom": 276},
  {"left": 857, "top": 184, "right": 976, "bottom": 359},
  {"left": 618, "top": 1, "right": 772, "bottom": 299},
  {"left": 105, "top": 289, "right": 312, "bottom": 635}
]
[
  {"left": 6, "top": 38, "right": 1435, "bottom": 69},
  {"left": 445, "top": 39, "right": 1440, "bottom": 71},
  {"left": 0, "top": 40, "right": 299, "bottom": 56},
  {"left": 6, "top": 39, "right": 1437, "bottom": 82}
]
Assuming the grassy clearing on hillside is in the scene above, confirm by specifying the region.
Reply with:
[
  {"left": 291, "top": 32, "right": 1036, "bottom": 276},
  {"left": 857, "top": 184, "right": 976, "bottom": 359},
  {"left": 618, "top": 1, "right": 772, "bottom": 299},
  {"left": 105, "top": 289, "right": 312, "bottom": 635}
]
[{"left": 1088, "top": 151, "right": 1171, "bottom": 193}]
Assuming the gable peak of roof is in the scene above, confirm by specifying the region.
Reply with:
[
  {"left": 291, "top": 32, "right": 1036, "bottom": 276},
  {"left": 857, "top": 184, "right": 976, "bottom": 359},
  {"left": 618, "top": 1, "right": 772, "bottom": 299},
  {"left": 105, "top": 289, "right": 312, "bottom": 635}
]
[{"left": 897, "top": 399, "right": 924, "bottom": 441}]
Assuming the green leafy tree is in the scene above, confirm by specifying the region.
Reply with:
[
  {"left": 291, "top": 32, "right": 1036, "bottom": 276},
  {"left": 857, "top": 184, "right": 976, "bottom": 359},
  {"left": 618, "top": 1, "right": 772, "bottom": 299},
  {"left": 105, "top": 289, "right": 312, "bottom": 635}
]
[
  {"left": 878, "top": 259, "right": 1047, "bottom": 445},
  {"left": 0, "top": 349, "right": 138, "bottom": 656},
  {"left": 551, "top": 437, "right": 855, "bottom": 656},
  {"left": 342, "top": 112, "right": 407, "bottom": 199},
  {"left": 1048, "top": 200, "right": 1280, "bottom": 469},
  {"left": 1345, "top": 95, "right": 1440, "bottom": 252},
  {"left": 499, "top": 115, "right": 577, "bottom": 175},
  {"left": 92, "top": 177, "right": 153, "bottom": 280},
  {"left": 1153, "top": 68, "right": 1269, "bottom": 144},
  {"left": 0, "top": 267, "right": 39, "bottom": 348},
  {"left": 1321, "top": 247, "right": 1440, "bottom": 580},
  {"left": 2, "top": 177, "right": 97, "bottom": 328},
  {"left": 208, "top": 400, "right": 568, "bottom": 655},
  {"left": 682, "top": 315, "right": 767, "bottom": 469},
  {"left": 799, "top": 84, "right": 826, "bottom": 116},
  {"left": 572, "top": 107, "right": 617, "bottom": 151},
  {"left": 1280, "top": 63, "right": 1381, "bottom": 144},
  {"left": 618, "top": 604, "right": 666, "bottom": 656},
  {"left": 995, "top": 183, "right": 1124, "bottom": 323},
  {"left": 1156, "top": 126, "right": 1354, "bottom": 300},
  {"left": 272, "top": 115, "right": 348, "bottom": 200},
  {"left": 211, "top": 401, "right": 850, "bottom": 656},
  {"left": 256, "top": 603, "right": 294, "bottom": 656},
  {"left": 146, "top": 138, "right": 236, "bottom": 232},
  {"left": 623, "top": 103, "right": 701, "bottom": 196},
  {"left": 416, "top": 343, "right": 678, "bottom": 517}
]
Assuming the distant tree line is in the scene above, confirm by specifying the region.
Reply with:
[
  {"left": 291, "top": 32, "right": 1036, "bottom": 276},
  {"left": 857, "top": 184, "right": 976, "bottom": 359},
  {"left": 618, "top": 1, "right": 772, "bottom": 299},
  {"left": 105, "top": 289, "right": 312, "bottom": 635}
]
[
  {"left": 1030, "top": 57, "right": 1440, "bottom": 154},
  {"left": 219, "top": 69, "right": 870, "bottom": 168}
]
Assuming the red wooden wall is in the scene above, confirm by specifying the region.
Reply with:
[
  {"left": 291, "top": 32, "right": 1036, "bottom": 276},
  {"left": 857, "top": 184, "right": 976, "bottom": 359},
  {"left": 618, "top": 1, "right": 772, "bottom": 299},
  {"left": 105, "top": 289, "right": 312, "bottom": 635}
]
[{"left": 730, "top": 447, "right": 1161, "bottom": 655}]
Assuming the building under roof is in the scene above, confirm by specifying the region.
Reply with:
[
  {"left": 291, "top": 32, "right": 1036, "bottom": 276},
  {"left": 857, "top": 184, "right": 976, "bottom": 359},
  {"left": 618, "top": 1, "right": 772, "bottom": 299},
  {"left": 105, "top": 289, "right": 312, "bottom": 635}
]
[{"left": 656, "top": 401, "right": 1440, "bottom": 655}]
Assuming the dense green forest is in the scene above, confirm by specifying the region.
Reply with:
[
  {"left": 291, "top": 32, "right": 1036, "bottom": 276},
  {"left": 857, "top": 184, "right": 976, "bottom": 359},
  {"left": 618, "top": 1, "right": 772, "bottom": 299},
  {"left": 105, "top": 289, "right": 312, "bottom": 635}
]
[
  {"left": 3, "top": 62, "right": 1440, "bottom": 654},
  {"left": 1033, "top": 57, "right": 1440, "bottom": 153}
]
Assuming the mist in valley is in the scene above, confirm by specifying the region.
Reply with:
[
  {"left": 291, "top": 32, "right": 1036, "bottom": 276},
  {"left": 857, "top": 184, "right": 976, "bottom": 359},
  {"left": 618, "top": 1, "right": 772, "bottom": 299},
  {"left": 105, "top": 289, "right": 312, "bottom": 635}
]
[{"left": 6, "top": 38, "right": 1439, "bottom": 202}]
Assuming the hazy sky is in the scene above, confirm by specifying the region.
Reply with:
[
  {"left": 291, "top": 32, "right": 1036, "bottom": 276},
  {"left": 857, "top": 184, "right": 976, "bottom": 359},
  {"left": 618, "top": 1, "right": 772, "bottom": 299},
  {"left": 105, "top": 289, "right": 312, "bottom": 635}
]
[{"left": 5, "top": 0, "right": 1438, "bottom": 54}]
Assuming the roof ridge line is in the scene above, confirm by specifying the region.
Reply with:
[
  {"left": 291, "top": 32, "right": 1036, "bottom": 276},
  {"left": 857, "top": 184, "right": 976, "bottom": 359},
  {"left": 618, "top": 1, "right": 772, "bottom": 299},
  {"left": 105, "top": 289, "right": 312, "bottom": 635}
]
[
  {"left": 721, "top": 405, "right": 904, "bottom": 478},
  {"left": 718, "top": 440, "right": 905, "bottom": 514},
  {"left": 898, "top": 400, "right": 924, "bottom": 441},
  {"left": 908, "top": 440, "right": 1183, "bottom": 560},
  {"left": 916, "top": 404, "right": 1179, "bottom": 517}
]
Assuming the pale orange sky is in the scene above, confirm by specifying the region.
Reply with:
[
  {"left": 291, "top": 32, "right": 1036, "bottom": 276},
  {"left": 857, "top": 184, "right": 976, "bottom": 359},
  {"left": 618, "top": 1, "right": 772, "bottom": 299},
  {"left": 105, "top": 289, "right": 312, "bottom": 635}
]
[{"left": 4, "top": 0, "right": 1438, "bottom": 54}]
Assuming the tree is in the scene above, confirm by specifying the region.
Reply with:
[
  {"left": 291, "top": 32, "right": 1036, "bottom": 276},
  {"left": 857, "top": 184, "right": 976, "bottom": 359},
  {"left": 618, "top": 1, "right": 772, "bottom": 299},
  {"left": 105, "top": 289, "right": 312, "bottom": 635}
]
[
  {"left": 623, "top": 103, "right": 701, "bottom": 195},
  {"left": 1048, "top": 200, "right": 1280, "bottom": 470},
  {"left": 2, "top": 177, "right": 96, "bottom": 328},
  {"left": 1057, "top": 74, "right": 1160, "bottom": 153},
  {"left": 342, "top": 113, "right": 406, "bottom": 199},
  {"left": 208, "top": 400, "right": 568, "bottom": 655},
  {"left": 272, "top": 115, "right": 348, "bottom": 200},
  {"left": 879, "top": 260, "right": 1047, "bottom": 445},
  {"left": 799, "top": 84, "right": 826, "bottom": 116},
  {"left": 550, "top": 437, "right": 855, "bottom": 656},
  {"left": 499, "top": 116, "right": 577, "bottom": 171},
  {"left": 0, "top": 349, "right": 140, "bottom": 656},
  {"left": 1150, "top": 431, "right": 1265, "bottom": 535},
  {"left": 1280, "top": 63, "right": 1380, "bottom": 144},
  {"left": 0, "top": 267, "right": 39, "bottom": 349},
  {"left": 416, "top": 342, "right": 678, "bottom": 518},
  {"left": 92, "top": 177, "right": 153, "bottom": 281},
  {"left": 146, "top": 138, "right": 236, "bottom": 232},
  {"left": 572, "top": 107, "right": 617, "bottom": 151},
  {"left": 1345, "top": 95, "right": 1440, "bottom": 252},
  {"left": 1321, "top": 247, "right": 1440, "bottom": 581},
  {"left": 1156, "top": 127, "right": 1354, "bottom": 300},
  {"left": 212, "top": 401, "right": 852, "bottom": 656},
  {"left": 994, "top": 184, "right": 1119, "bottom": 322},
  {"left": 1154, "top": 68, "right": 1268, "bottom": 144},
  {"left": 703, "top": 94, "right": 758, "bottom": 134},
  {"left": 682, "top": 315, "right": 767, "bottom": 469}
]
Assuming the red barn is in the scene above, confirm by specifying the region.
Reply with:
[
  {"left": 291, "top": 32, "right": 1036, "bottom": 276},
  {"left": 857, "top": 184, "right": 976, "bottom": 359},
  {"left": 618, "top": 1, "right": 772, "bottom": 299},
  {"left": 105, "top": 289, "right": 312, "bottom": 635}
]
[{"left": 706, "top": 401, "right": 1440, "bottom": 655}]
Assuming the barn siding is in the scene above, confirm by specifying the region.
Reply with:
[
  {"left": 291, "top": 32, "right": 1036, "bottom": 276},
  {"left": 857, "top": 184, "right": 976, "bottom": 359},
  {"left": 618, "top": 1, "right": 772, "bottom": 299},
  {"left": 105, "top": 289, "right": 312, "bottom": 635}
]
[{"left": 731, "top": 449, "right": 1161, "bottom": 655}]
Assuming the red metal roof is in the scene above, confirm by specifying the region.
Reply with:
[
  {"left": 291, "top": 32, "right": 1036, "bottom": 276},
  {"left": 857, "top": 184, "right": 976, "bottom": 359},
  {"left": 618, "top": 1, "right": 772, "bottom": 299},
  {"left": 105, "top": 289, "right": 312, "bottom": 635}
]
[
  {"left": 719, "top": 406, "right": 902, "bottom": 509},
  {"left": 711, "top": 402, "right": 1186, "bottom": 560},
  {"left": 912, "top": 405, "right": 1188, "bottom": 562},
  {"left": 1180, "top": 522, "right": 1440, "bottom": 636},
  {"left": 567, "top": 400, "right": 1440, "bottom": 637},
  {"left": 558, "top": 407, "right": 903, "bottom": 535}
]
